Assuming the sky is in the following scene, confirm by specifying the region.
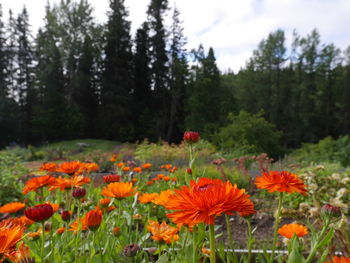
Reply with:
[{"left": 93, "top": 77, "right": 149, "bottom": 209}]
[{"left": 1, "top": 0, "right": 350, "bottom": 72}]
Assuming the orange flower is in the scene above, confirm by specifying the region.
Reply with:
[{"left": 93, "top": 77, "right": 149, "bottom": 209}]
[
  {"left": 0, "top": 202, "right": 25, "bottom": 213},
  {"left": 163, "top": 176, "right": 170, "bottom": 181},
  {"left": 110, "top": 154, "right": 118, "bottom": 162},
  {"left": 103, "top": 174, "right": 121, "bottom": 183},
  {"left": 48, "top": 176, "right": 91, "bottom": 191},
  {"left": 46, "top": 202, "right": 59, "bottom": 213},
  {"left": 0, "top": 223, "right": 24, "bottom": 256},
  {"left": 84, "top": 207, "right": 102, "bottom": 230},
  {"left": 27, "top": 229, "right": 41, "bottom": 240},
  {"left": 146, "top": 181, "right": 153, "bottom": 185},
  {"left": 131, "top": 178, "right": 138, "bottom": 183},
  {"left": 325, "top": 256, "right": 350, "bottom": 263},
  {"left": 157, "top": 174, "right": 164, "bottom": 179},
  {"left": 39, "top": 162, "right": 57, "bottom": 172},
  {"left": 168, "top": 167, "right": 177, "bottom": 173},
  {"left": 101, "top": 182, "right": 137, "bottom": 199},
  {"left": 112, "top": 227, "right": 121, "bottom": 237},
  {"left": 12, "top": 216, "right": 34, "bottom": 227},
  {"left": 122, "top": 167, "right": 130, "bottom": 172},
  {"left": 116, "top": 162, "right": 124, "bottom": 168},
  {"left": 202, "top": 247, "right": 210, "bottom": 255},
  {"left": 138, "top": 193, "right": 159, "bottom": 204},
  {"left": 5, "top": 242, "right": 32, "bottom": 263},
  {"left": 106, "top": 206, "right": 117, "bottom": 212},
  {"left": 69, "top": 218, "right": 87, "bottom": 233},
  {"left": 152, "top": 190, "right": 174, "bottom": 207},
  {"left": 146, "top": 220, "right": 179, "bottom": 244},
  {"left": 133, "top": 167, "right": 142, "bottom": 173},
  {"left": 99, "top": 198, "right": 111, "bottom": 207},
  {"left": 56, "top": 227, "right": 66, "bottom": 235},
  {"left": 278, "top": 224, "right": 308, "bottom": 239},
  {"left": 79, "top": 162, "right": 99, "bottom": 174},
  {"left": 255, "top": 171, "right": 307, "bottom": 196},
  {"left": 22, "top": 175, "right": 56, "bottom": 194},
  {"left": 57, "top": 161, "right": 84, "bottom": 176},
  {"left": 172, "top": 177, "right": 177, "bottom": 182},
  {"left": 165, "top": 178, "right": 255, "bottom": 226},
  {"left": 142, "top": 163, "right": 152, "bottom": 169}
]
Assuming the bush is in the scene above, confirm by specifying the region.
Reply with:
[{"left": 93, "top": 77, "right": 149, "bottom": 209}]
[{"left": 213, "top": 111, "right": 283, "bottom": 159}]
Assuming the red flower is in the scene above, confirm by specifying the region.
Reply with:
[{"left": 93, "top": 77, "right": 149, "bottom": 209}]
[
  {"left": 84, "top": 207, "right": 102, "bottom": 230},
  {"left": 183, "top": 131, "right": 200, "bottom": 143},
  {"left": 72, "top": 187, "right": 86, "bottom": 198},
  {"left": 24, "top": 204, "right": 53, "bottom": 222},
  {"left": 103, "top": 174, "right": 121, "bottom": 184},
  {"left": 60, "top": 211, "right": 72, "bottom": 221}
]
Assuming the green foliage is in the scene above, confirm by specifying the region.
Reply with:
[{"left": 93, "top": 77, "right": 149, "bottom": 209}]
[
  {"left": 291, "top": 135, "right": 350, "bottom": 166},
  {"left": 214, "top": 111, "right": 283, "bottom": 159}
]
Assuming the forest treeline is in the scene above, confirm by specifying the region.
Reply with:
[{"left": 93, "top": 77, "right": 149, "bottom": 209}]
[{"left": 0, "top": 0, "right": 350, "bottom": 152}]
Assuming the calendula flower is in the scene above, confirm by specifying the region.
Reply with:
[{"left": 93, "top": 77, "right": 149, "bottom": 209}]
[
  {"left": 69, "top": 218, "right": 87, "bottom": 233},
  {"left": 101, "top": 182, "right": 137, "bottom": 199},
  {"left": 48, "top": 176, "right": 90, "bottom": 191},
  {"left": 325, "top": 256, "right": 350, "bottom": 263},
  {"left": 165, "top": 178, "right": 255, "bottom": 226},
  {"left": 116, "top": 162, "right": 124, "bottom": 168},
  {"left": 255, "top": 171, "right": 307, "bottom": 196},
  {"left": 39, "top": 162, "right": 57, "bottom": 172},
  {"left": 24, "top": 204, "right": 53, "bottom": 222},
  {"left": 138, "top": 193, "right": 159, "bottom": 204},
  {"left": 12, "top": 216, "right": 34, "bottom": 227},
  {"left": 152, "top": 190, "right": 174, "bottom": 207},
  {"left": 110, "top": 154, "right": 118, "bottom": 162},
  {"left": 72, "top": 187, "right": 86, "bottom": 198},
  {"left": 157, "top": 174, "right": 164, "bottom": 179},
  {"left": 99, "top": 198, "right": 111, "bottom": 207},
  {"left": 142, "top": 163, "right": 152, "bottom": 169},
  {"left": 79, "top": 162, "right": 99, "bottom": 174},
  {"left": 0, "top": 202, "right": 25, "bottom": 214},
  {"left": 147, "top": 220, "right": 179, "bottom": 244},
  {"left": 112, "top": 227, "right": 121, "bottom": 237},
  {"left": 133, "top": 167, "right": 142, "bottom": 173},
  {"left": 22, "top": 175, "right": 56, "bottom": 194},
  {"left": 163, "top": 176, "right": 170, "bottom": 181},
  {"left": 278, "top": 224, "right": 308, "bottom": 239},
  {"left": 183, "top": 131, "right": 200, "bottom": 143},
  {"left": 57, "top": 161, "right": 83, "bottom": 176},
  {"left": 56, "top": 227, "right": 66, "bottom": 235},
  {"left": 84, "top": 207, "right": 102, "bottom": 230},
  {"left": 0, "top": 223, "right": 24, "bottom": 258},
  {"left": 5, "top": 242, "right": 34, "bottom": 263},
  {"left": 60, "top": 211, "right": 72, "bottom": 221},
  {"left": 168, "top": 167, "right": 177, "bottom": 173},
  {"left": 122, "top": 167, "right": 130, "bottom": 172},
  {"left": 146, "top": 181, "right": 153, "bottom": 185},
  {"left": 103, "top": 174, "right": 121, "bottom": 183},
  {"left": 46, "top": 202, "right": 59, "bottom": 213}
]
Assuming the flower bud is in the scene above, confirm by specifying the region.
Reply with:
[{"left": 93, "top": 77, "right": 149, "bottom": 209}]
[
  {"left": 123, "top": 243, "right": 141, "bottom": 257},
  {"left": 60, "top": 210, "right": 72, "bottom": 221},
  {"left": 183, "top": 131, "right": 200, "bottom": 143},
  {"left": 321, "top": 204, "right": 341, "bottom": 219},
  {"left": 24, "top": 204, "right": 54, "bottom": 222},
  {"left": 72, "top": 187, "right": 86, "bottom": 198},
  {"left": 112, "top": 226, "right": 121, "bottom": 237},
  {"left": 186, "top": 168, "right": 192, "bottom": 175}
]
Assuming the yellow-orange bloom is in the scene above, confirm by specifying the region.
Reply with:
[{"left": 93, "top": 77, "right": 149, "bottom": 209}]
[
  {"left": 138, "top": 193, "right": 159, "bottom": 204},
  {"left": 39, "top": 162, "right": 57, "bottom": 172},
  {"left": 116, "top": 162, "right": 124, "bottom": 168},
  {"left": 122, "top": 167, "right": 130, "bottom": 172},
  {"left": 255, "top": 171, "right": 307, "bottom": 196},
  {"left": 69, "top": 218, "right": 87, "bottom": 233},
  {"left": 278, "top": 224, "right": 308, "bottom": 239},
  {"left": 12, "top": 216, "right": 34, "bottom": 227},
  {"left": 56, "top": 227, "right": 66, "bottom": 235},
  {"left": 133, "top": 167, "right": 142, "bottom": 173},
  {"left": 84, "top": 207, "right": 102, "bottom": 230},
  {"left": 78, "top": 162, "right": 99, "bottom": 174},
  {"left": 142, "top": 163, "right": 152, "bottom": 169},
  {"left": 165, "top": 178, "right": 255, "bottom": 225},
  {"left": 152, "top": 190, "right": 174, "bottom": 207},
  {"left": 56, "top": 161, "right": 83, "bottom": 176},
  {"left": 22, "top": 175, "right": 56, "bottom": 194},
  {"left": 48, "top": 176, "right": 90, "bottom": 191},
  {"left": 110, "top": 154, "right": 118, "bottom": 162},
  {"left": 146, "top": 220, "right": 179, "bottom": 244},
  {"left": 163, "top": 176, "right": 170, "bottom": 181},
  {"left": 99, "top": 198, "right": 111, "bottom": 207},
  {"left": 0, "top": 223, "right": 24, "bottom": 256},
  {"left": 325, "top": 256, "right": 350, "bottom": 263},
  {"left": 101, "top": 182, "right": 137, "bottom": 199},
  {"left": 0, "top": 202, "right": 25, "bottom": 214}
]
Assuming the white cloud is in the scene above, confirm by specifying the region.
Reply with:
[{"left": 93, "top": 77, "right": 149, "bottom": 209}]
[{"left": 1, "top": 0, "right": 350, "bottom": 72}]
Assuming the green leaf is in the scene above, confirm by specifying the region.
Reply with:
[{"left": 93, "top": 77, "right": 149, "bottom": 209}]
[{"left": 316, "top": 229, "right": 334, "bottom": 249}]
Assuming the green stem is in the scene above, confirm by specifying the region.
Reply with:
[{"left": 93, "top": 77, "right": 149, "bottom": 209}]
[
  {"left": 209, "top": 224, "right": 216, "bottom": 263},
  {"left": 225, "top": 214, "right": 238, "bottom": 262},
  {"left": 271, "top": 192, "right": 284, "bottom": 262},
  {"left": 192, "top": 228, "right": 197, "bottom": 263},
  {"left": 246, "top": 218, "right": 253, "bottom": 263},
  {"left": 41, "top": 222, "right": 45, "bottom": 263},
  {"left": 98, "top": 231, "right": 104, "bottom": 263},
  {"left": 305, "top": 219, "right": 330, "bottom": 263},
  {"left": 74, "top": 202, "right": 82, "bottom": 262}
]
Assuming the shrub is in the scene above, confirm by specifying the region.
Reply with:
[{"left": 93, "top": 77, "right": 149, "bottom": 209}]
[{"left": 213, "top": 111, "right": 284, "bottom": 159}]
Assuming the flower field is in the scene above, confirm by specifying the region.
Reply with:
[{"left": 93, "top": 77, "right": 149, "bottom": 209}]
[{"left": 0, "top": 133, "right": 349, "bottom": 263}]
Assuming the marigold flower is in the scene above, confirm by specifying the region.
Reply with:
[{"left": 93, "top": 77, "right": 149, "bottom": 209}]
[
  {"left": 183, "top": 131, "right": 200, "bottom": 143},
  {"left": 133, "top": 214, "right": 142, "bottom": 220},
  {"left": 60, "top": 211, "right": 72, "bottom": 221},
  {"left": 84, "top": 207, "right": 102, "bottom": 230},
  {"left": 147, "top": 220, "right": 179, "bottom": 244},
  {"left": 72, "top": 187, "right": 86, "bottom": 198},
  {"left": 22, "top": 175, "right": 56, "bottom": 194},
  {"left": 168, "top": 167, "right": 177, "bottom": 173},
  {"left": 122, "top": 167, "right": 130, "bottom": 172},
  {"left": 13, "top": 216, "right": 34, "bottom": 227},
  {"left": 165, "top": 178, "right": 255, "bottom": 226},
  {"left": 157, "top": 174, "right": 164, "bottom": 179},
  {"left": 0, "top": 202, "right": 25, "bottom": 214},
  {"left": 79, "top": 162, "right": 99, "bottom": 174},
  {"left": 131, "top": 178, "right": 138, "bottom": 183},
  {"left": 24, "top": 204, "right": 54, "bottom": 222},
  {"left": 186, "top": 168, "right": 192, "bottom": 175},
  {"left": 110, "top": 154, "right": 118, "bottom": 162},
  {"left": 48, "top": 176, "right": 90, "bottom": 191},
  {"left": 255, "top": 171, "right": 307, "bottom": 196},
  {"left": 57, "top": 161, "right": 83, "bottom": 176},
  {"left": 163, "top": 176, "right": 170, "bottom": 181},
  {"left": 27, "top": 229, "right": 42, "bottom": 240},
  {"left": 152, "top": 190, "right": 174, "bottom": 207},
  {"left": 138, "top": 193, "right": 159, "bottom": 204},
  {"left": 278, "top": 224, "right": 308, "bottom": 239},
  {"left": 116, "top": 162, "right": 124, "bottom": 168},
  {"left": 146, "top": 181, "right": 153, "bottom": 185},
  {"left": 39, "top": 162, "right": 57, "bottom": 172},
  {"left": 69, "top": 218, "right": 87, "bottom": 233},
  {"left": 106, "top": 206, "right": 117, "bottom": 212},
  {"left": 325, "top": 256, "right": 350, "bottom": 263},
  {"left": 5, "top": 242, "right": 33, "bottom": 263},
  {"left": 142, "top": 163, "right": 152, "bottom": 169},
  {"left": 133, "top": 167, "right": 142, "bottom": 173},
  {"left": 112, "top": 227, "right": 121, "bottom": 237},
  {"left": 99, "top": 198, "right": 111, "bottom": 207},
  {"left": 103, "top": 174, "right": 121, "bottom": 183},
  {"left": 101, "top": 182, "right": 137, "bottom": 199},
  {"left": 0, "top": 223, "right": 24, "bottom": 256},
  {"left": 56, "top": 227, "right": 66, "bottom": 235},
  {"left": 202, "top": 247, "right": 210, "bottom": 255},
  {"left": 46, "top": 202, "right": 59, "bottom": 213}
]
